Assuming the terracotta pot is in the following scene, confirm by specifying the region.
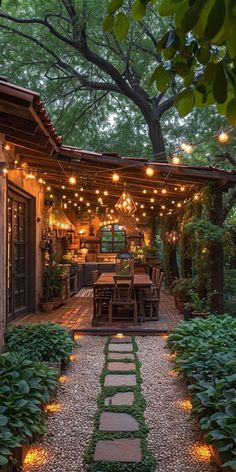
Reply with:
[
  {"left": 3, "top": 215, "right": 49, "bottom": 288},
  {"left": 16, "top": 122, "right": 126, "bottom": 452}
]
[
  {"left": 52, "top": 297, "right": 62, "bottom": 309},
  {"left": 41, "top": 301, "right": 54, "bottom": 312}
]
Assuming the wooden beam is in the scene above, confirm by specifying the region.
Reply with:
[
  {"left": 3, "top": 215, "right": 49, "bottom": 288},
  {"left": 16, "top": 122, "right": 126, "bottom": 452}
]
[
  {"left": 0, "top": 133, "right": 6, "bottom": 352},
  {"left": 0, "top": 111, "right": 38, "bottom": 135},
  {"left": 210, "top": 187, "right": 224, "bottom": 314}
]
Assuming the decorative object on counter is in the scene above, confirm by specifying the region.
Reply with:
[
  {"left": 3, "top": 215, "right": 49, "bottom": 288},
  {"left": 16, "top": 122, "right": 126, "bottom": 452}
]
[{"left": 116, "top": 250, "right": 134, "bottom": 276}]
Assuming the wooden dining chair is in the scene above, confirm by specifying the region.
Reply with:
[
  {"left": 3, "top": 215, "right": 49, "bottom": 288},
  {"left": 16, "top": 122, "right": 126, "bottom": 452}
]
[
  {"left": 93, "top": 270, "right": 112, "bottom": 320},
  {"left": 109, "top": 275, "right": 137, "bottom": 325},
  {"left": 141, "top": 271, "right": 164, "bottom": 321}
]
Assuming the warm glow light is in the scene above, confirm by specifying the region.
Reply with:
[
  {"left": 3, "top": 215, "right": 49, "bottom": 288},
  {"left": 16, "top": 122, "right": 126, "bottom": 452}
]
[
  {"left": 177, "top": 203, "right": 182, "bottom": 208},
  {"left": 62, "top": 195, "right": 66, "bottom": 199},
  {"left": 178, "top": 399, "right": 192, "bottom": 411},
  {"left": 140, "top": 204, "right": 144, "bottom": 209},
  {"left": 104, "top": 191, "right": 108, "bottom": 196},
  {"left": 45, "top": 403, "right": 62, "bottom": 413},
  {"left": 86, "top": 202, "right": 90, "bottom": 207},
  {"left": 59, "top": 375, "right": 69, "bottom": 384},
  {"left": 154, "top": 189, "right": 158, "bottom": 194},
  {"left": 47, "top": 186, "right": 51, "bottom": 191},
  {"left": 194, "top": 194, "right": 199, "bottom": 200},
  {"left": 161, "top": 188, "right": 167, "bottom": 194},
  {"left": 169, "top": 370, "right": 178, "bottom": 377},
  {"left": 24, "top": 447, "right": 49, "bottom": 467},
  {"left": 74, "top": 334, "right": 81, "bottom": 340},
  {"left": 61, "top": 185, "right": 65, "bottom": 189},
  {"left": 70, "top": 354, "right": 77, "bottom": 361},
  {"left": 146, "top": 166, "right": 154, "bottom": 177},
  {"left": 4, "top": 143, "right": 10, "bottom": 151},
  {"left": 38, "top": 178, "right": 43, "bottom": 184},
  {"left": 180, "top": 186, "right": 185, "bottom": 191},
  {"left": 2, "top": 168, "right": 8, "bottom": 175},
  {"left": 95, "top": 189, "right": 99, "bottom": 194},
  {"left": 172, "top": 154, "right": 180, "bottom": 165},
  {"left": 112, "top": 172, "right": 119, "bottom": 182},
  {"left": 75, "top": 192, "right": 78, "bottom": 197},
  {"left": 142, "top": 212, "right": 146, "bottom": 216},
  {"left": 190, "top": 444, "right": 212, "bottom": 462},
  {"left": 161, "top": 205, "right": 166, "bottom": 209},
  {"left": 80, "top": 187, "right": 84, "bottom": 191},
  {"left": 161, "top": 334, "right": 168, "bottom": 340},
  {"left": 50, "top": 194, "right": 53, "bottom": 198},
  {"left": 160, "top": 212, "right": 163, "bottom": 216},
  {"left": 150, "top": 198, "right": 155, "bottom": 203},
  {"left": 69, "top": 175, "right": 76, "bottom": 185},
  {"left": 143, "top": 189, "right": 147, "bottom": 194},
  {"left": 218, "top": 130, "right": 229, "bottom": 144},
  {"left": 116, "top": 333, "right": 124, "bottom": 338},
  {"left": 79, "top": 197, "right": 83, "bottom": 202}
]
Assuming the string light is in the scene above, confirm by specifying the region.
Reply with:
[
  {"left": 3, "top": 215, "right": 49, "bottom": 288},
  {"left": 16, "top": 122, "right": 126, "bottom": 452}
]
[
  {"left": 95, "top": 189, "right": 99, "bottom": 194},
  {"left": 69, "top": 175, "right": 76, "bottom": 185},
  {"left": 79, "top": 197, "right": 83, "bottom": 202},
  {"left": 180, "top": 186, "right": 185, "bottom": 191},
  {"left": 62, "top": 195, "right": 66, "bottom": 199},
  {"left": 61, "top": 185, "right": 65, "bottom": 189},
  {"left": 154, "top": 189, "right": 158, "bottom": 194},
  {"left": 150, "top": 198, "right": 155, "bottom": 203},
  {"left": 104, "top": 190, "right": 108, "bottom": 196},
  {"left": 46, "top": 186, "right": 51, "bottom": 191},
  {"left": 75, "top": 192, "right": 78, "bottom": 197},
  {"left": 80, "top": 187, "right": 84, "bottom": 191},
  {"left": 218, "top": 130, "right": 229, "bottom": 144},
  {"left": 4, "top": 143, "right": 10, "bottom": 151},
  {"left": 171, "top": 154, "right": 180, "bottom": 165},
  {"left": 161, "top": 188, "right": 167, "bottom": 194},
  {"left": 194, "top": 194, "right": 200, "bottom": 200},
  {"left": 143, "top": 189, "right": 147, "bottom": 194},
  {"left": 146, "top": 166, "right": 154, "bottom": 177},
  {"left": 112, "top": 172, "right": 119, "bottom": 182},
  {"left": 38, "top": 178, "right": 43, "bottom": 184},
  {"left": 181, "top": 142, "right": 193, "bottom": 154}
]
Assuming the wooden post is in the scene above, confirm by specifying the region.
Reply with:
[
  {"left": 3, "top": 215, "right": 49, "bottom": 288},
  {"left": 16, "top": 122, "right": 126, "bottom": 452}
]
[
  {"left": 210, "top": 187, "right": 224, "bottom": 314},
  {"left": 0, "top": 134, "right": 6, "bottom": 352}
]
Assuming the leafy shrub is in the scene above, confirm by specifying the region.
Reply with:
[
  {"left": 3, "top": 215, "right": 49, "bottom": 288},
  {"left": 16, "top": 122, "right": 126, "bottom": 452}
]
[
  {"left": 0, "top": 352, "right": 58, "bottom": 465},
  {"left": 172, "top": 277, "right": 195, "bottom": 302},
  {"left": 5, "top": 323, "right": 74, "bottom": 363},
  {"left": 167, "top": 315, "right": 236, "bottom": 469}
]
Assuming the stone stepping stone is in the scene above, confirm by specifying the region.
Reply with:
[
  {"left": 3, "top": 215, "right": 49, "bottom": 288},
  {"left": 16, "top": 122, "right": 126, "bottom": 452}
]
[
  {"left": 105, "top": 392, "right": 134, "bottom": 406},
  {"left": 108, "top": 361, "right": 135, "bottom": 372},
  {"left": 105, "top": 374, "right": 136, "bottom": 387},
  {"left": 111, "top": 335, "right": 132, "bottom": 343},
  {"left": 94, "top": 438, "right": 142, "bottom": 463},
  {"left": 99, "top": 412, "right": 139, "bottom": 432},
  {"left": 108, "top": 352, "right": 135, "bottom": 361},
  {"left": 109, "top": 343, "right": 133, "bottom": 352}
]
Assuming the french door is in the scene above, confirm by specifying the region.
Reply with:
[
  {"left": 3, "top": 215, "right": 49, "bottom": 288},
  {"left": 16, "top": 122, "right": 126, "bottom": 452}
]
[{"left": 7, "top": 186, "right": 35, "bottom": 321}]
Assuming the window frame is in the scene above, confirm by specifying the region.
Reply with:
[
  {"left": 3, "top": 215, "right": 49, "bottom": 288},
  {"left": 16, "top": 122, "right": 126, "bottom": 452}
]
[{"left": 100, "top": 224, "right": 126, "bottom": 253}]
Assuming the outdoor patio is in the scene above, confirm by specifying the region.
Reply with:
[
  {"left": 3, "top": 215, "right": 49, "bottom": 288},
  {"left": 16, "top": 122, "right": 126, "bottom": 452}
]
[{"left": 13, "top": 289, "right": 183, "bottom": 333}]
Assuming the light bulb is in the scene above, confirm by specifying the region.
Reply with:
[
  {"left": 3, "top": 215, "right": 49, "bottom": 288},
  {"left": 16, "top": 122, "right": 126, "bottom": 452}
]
[
  {"left": 162, "top": 188, "right": 167, "bottom": 194},
  {"left": 69, "top": 176, "right": 76, "bottom": 185},
  {"left": 172, "top": 154, "right": 180, "bottom": 165},
  {"left": 146, "top": 166, "right": 154, "bottom": 177},
  {"left": 112, "top": 172, "right": 119, "bottom": 182},
  {"left": 184, "top": 144, "right": 193, "bottom": 154},
  {"left": 218, "top": 130, "right": 229, "bottom": 144}
]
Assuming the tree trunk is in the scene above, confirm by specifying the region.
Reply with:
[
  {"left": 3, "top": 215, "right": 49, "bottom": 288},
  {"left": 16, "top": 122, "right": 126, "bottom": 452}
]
[{"left": 147, "top": 118, "right": 167, "bottom": 162}]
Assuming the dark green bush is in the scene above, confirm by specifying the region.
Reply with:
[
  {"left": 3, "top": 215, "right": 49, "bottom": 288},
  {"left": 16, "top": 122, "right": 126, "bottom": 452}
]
[
  {"left": 0, "top": 352, "right": 58, "bottom": 466},
  {"left": 4, "top": 323, "right": 74, "bottom": 363},
  {"left": 167, "top": 315, "right": 236, "bottom": 470}
]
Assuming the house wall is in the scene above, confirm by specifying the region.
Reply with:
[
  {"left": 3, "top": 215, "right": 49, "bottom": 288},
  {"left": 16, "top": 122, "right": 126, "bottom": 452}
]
[{"left": 7, "top": 169, "right": 45, "bottom": 310}]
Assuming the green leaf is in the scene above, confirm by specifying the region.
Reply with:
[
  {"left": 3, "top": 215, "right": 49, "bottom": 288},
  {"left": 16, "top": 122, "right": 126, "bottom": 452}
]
[
  {"left": 102, "top": 14, "right": 114, "bottom": 32},
  {"left": 107, "top": 0, "right": 123, "bottom": 14},
  {"left": 0, "top": 415, "right": 8, "bottom": 426},
  {"left": 18, "top": 379, "right": 30, "bottom": 394},
  {"left": 175, "top": 88, "right": 195, "bottom": 117},
  {"left": 204, "top": 0, "right": 225, "bottom": 41},
  {"left": 226, "top": 98, "right": 236, "bottom": 127},
  {"left": 114, "top": 12, "right": 129, "bottom": 41},
  {"left": 181, "top": 0, "right": 204, "bottom": 33},
  {"left": 131, "top": 0, "right": 146, "bottom": 21},
  {"left": 223, "top": 458, "right": 236, "bottom": 468},
  {"left": 227, "top": 28, "right": 236, "bottom": 59},
  {"left": 213, "top": 63, "right": 227, "bottom": 104},
  {"left": 174, "top": 61, "right": 189, "bottom": 77},
  {"left": 196, "top": 46, "right": 211, "bottom": 65},
  {"left": 159, "top": 0, "right": 183, "bottom": 16},
  {"left": 155, "top": 66, "right": 172, "bottom": 91},
  {"left": 0, "top": 455, "right": 8, "bottom": 466}
]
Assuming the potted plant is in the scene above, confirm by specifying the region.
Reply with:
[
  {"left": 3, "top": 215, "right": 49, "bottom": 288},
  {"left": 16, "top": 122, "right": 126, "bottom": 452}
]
[
  {"left": 188, "top": 291, "right": 210, "bottom": 318},
  {"left": 41, "top": 259, "right": 63, "bottom": 311},
  {"left": 172, "top": 278, "right": 194, "bottom": 313}
]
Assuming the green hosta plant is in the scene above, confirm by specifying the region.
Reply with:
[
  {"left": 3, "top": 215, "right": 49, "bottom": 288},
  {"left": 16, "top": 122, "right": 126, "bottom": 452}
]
[
  {"left": 167, "top": 315, "right": 236, "bottom": 468},
  {"left": 0, "top": 352, "right": 58, "bottom": 464},
  {"left": 5, "top": 323, "right": 74, "bottom": 363}
]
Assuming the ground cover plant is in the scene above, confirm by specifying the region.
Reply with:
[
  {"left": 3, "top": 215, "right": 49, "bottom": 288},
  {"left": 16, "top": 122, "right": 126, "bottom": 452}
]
[
  {"left": 0, "top": 352, "right": 58, "bottom": 466},
  {"left": 4, "top": 323, "right": 74, "bottom": 363},
  {"left": 84, "top": 336, "right": 156, "bottom": 472},
  {"left": 167, "top": 315, "right": 236, "bottom": 470}
]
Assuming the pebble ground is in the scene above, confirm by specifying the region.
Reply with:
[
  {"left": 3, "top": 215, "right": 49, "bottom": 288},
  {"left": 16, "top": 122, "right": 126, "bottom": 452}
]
[
  {"left": 23, "top": 336, "right": 104, "bottom": 472},
  {"left": 23, "top": 335, "right": 220, "bottom": 471},
  {"left": 137, "top": 336, "right": 219, "bottom": 472}
]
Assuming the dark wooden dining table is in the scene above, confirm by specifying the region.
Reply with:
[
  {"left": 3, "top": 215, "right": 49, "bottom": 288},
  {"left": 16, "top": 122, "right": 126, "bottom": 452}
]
[{"left": 93, "top": 272, "right": 153, "bottom": 320}]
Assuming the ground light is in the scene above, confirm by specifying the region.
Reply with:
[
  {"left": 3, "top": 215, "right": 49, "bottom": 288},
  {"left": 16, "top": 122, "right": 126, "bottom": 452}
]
[
  {"left": 190, "top": 444, "right": 212, "bottom": 462},
  {"left": 115, "top": 333, "right": 124, "bottom": 338},
  {"left": 59, "top": 375, "right": 69, "bottom": 384},
  {"left": 178, "top": 399, "right": 192, "bottom": 411},
  {"left": 45, "top": 403, "right": 62, "bottom": 413},
  {"left": 70, "top": 354, "right": 77, "bottom": 361},
  {"left": 24, "top": 447, "right": 49, "bottom": 467}
]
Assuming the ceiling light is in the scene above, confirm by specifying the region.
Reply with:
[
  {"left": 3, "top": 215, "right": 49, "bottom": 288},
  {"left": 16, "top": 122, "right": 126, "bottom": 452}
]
[{"left": 112, "top": 172, "right": 119, "bottom": 182}]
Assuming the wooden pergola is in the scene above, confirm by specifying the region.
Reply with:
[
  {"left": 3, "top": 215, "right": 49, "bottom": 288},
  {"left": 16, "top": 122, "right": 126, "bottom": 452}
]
[{"left": 1, "top": 78, "right": 236, "bottom": 318}]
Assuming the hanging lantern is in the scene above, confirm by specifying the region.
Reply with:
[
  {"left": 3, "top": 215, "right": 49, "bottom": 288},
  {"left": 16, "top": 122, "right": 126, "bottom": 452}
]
[
  {"left": 115, "top": 184, "right": 136, "bottom": 217},
  {"left": 165, "top": 230, "right": 179, "bottom": 245}
]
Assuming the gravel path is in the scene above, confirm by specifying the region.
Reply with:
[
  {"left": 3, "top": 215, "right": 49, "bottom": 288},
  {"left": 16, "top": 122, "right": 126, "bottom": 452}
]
[
  {"left": 137, "top": 336, "right": 219, "bottom": 472},
  {"left": 23, "top": 336, "right": 104, "bottom": 472}
]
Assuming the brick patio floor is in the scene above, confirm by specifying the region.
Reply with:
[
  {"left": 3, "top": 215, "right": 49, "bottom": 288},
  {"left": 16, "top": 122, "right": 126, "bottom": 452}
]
[{"left": 12, "top": 289, "right": 183, "bottom": 332}]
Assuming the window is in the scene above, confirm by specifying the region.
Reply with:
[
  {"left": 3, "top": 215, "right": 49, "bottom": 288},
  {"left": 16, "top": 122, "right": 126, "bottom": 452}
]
[{"left": 100, "top": 224, "right": 126, "bottom": 253}]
